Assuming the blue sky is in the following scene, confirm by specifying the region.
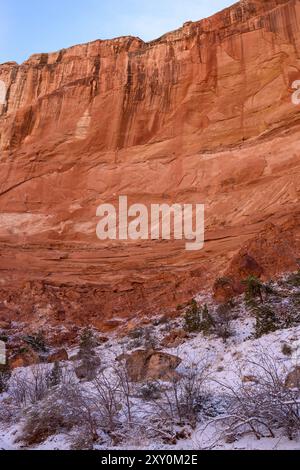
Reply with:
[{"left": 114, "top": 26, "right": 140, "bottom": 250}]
[{"left": 0, "top": 1, "right": 233, "bottom": 64}]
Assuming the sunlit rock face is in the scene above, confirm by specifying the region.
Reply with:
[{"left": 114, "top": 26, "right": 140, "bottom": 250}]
[{"left": 0, "top": 0, "right": 299, "bottom": 328}]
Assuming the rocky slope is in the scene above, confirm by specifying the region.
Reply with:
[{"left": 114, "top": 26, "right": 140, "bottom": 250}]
[
  {"left": 1, "top": 272, "right": 300, "bottom": 450},
  {"left": 0, "top": 0, "right": 299, "bottom": 328}
]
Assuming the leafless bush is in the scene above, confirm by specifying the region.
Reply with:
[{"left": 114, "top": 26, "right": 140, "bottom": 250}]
[
  {"left": 149, "top": 362, "right": 210, "bottom": 437},
  {"left": 127, "top": 326, "right": 158, "bottom": 351},
  {"left": 114, "top": 361, "right": 135, "bottom": 427},
  {"left": 214, "top": 303, "right": 235, "bottom": 343},
  {"left": 90, "top": 370, "right": 122, "bottom": 433},
  {"left": 9, "top": 364, "right": 75, "bottom": 408},
  {"left": 18, "top": 365, "right": 133, "bottom": 448},
  {"left": 18, "top": 383, "right": 83, "bottom": 446},
  {"left": 18, "top": 374, "right": 104, "bottom": 447},
  {"left": 67, "top": 369, "right": 126, "bottom": 447},
  {"left": 56, "top": 364, "right": 76, "bottom": 387},
  {"left": 63, "top": 369, "right": 124, "bottom": 439},
  {"left": 0, "top": 398, "right": 20, "bottom": 424},
  {"left": 212, "top": 349, "right": 300, "bottom": 442},
  {"left": 63, "top": 383, "right": 100, "bottom": 444},
  {"left": 69, "top": 430, "right": 99, "bottom": 450},
  {"left": 9, "top": 364, "right": 51, "bottom": 407}
]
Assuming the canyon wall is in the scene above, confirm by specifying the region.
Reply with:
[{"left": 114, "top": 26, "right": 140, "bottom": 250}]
[{"left": 0, "top": 0, "right": 299, "bottom": 328}]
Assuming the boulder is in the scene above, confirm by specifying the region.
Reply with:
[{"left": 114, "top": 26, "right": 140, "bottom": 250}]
[
  {"left": 47, "top": 348, "right": 68, "bottom": 363},
  {"left": 285, "top": 367, "right": 300, "bottom": 389},
  {"left": 161, "top": 329, "right": 188, "bottom": 349},
  {"left": 213, "top": 277, "right": 237, "bottom": 303},
  {"left": 124, "top": 349, "right": 181, "bottom": 382}
]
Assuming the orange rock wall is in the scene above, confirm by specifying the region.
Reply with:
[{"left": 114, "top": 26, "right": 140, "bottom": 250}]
[{"left": 0, "top": 0, "right": 299, "bottom": 326}]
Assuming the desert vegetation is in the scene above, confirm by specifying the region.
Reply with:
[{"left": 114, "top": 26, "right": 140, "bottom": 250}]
[{"left": 0, "top": 273, "right": 299, "bottom": 450}]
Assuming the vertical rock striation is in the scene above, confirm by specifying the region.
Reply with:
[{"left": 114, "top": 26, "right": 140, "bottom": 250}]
[{"left": 0, "top": 0, "right": 299, "bottom": 326}]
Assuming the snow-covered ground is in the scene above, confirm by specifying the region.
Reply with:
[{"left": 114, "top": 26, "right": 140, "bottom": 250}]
[{"left": 0, "top": 276, "right": 300, "bottom": 450}]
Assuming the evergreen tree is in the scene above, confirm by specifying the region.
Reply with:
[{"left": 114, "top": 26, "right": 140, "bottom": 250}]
[
  {"left": 200, "top": 304, "right": 215, "bottom": 336},
  {"left": 254, "top": 305, "right": 278, "bottom": 338},
  {"left": 184, "top": 300, "right": 202, "bottom": 332},
  {"left": 243, "top": 275, "right": 264, "bottom": 303},
  {"left": 184, "top": 301, "right": 215, "bottom": 335},
  {"left": 76, "top": 327, "right": 100, "bottom": 381},
  {"left": 79, "top": 327, "right": 97, "bottom": 359}
]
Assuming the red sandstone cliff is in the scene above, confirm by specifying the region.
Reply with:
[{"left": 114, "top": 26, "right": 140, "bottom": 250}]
[{"left": 0, "top": 0, "right": 299, "bottom": 328}]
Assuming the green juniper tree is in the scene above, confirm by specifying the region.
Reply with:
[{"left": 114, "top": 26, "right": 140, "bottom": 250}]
[
  {"left": 23, "top": 331, "right": 47, "bottom": 352},
  {"left": 242, "top": 276, "right": 280, "bottom": 337},
  {"left": 243, "top": 275, "right": 274, "bottom": 306},
  {"left": 184, "top": 301, "right": 215, "bottom": 335},
  {"left": 184, "top": 300, "right": 202, "bottom": 332},
  {"left": 76, "top": 327, "right": 100, "bottom": 381},
  {"left": 200, "top": 304, "right": 215, "bottom": 336},
  {"left": 254, "top": 305, "right": 279, "bottom": 338},
  {"left": 243, "top": 275, "right": 264, "bottom": 304}
]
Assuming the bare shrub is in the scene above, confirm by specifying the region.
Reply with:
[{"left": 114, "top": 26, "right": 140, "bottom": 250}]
[
  {"left": 149, "top": 362, "right": 210, "bottom": 436},
  {"left": 69, "top": 430, "right": 99, "bottom": 450},
  {"left": 9, "top": 364, "right": 51, "bottom": 407},
  {"left": 90, "top": 370, "right": 122, "bottom": 433},
  {"left": 67, "top": 368, "right": 133, "bottom": 447},
  {"left": 114, "top": 361, "right": 135, "bottom": 427},
  {"left": 47, "top": 361, "right": 62, "bottom": 387},
  {"left": 18, "top": 384, "right": 82, "bottom": 446},
  {"left": 0, "top": 398, "right": 20, "bottom": 424},
  {"left": 66, "top": 369, "right": 125, "bottom": 447},
  {"left": 63, "top": 384, "right": 100, "bottom": 444},
  {"left": 127, "top": 326, "right": 158, "bottom": 351},
  {"left": 9, "top": 364, "right": 75, "bottom": 408},
  {"left": 212, "top": 349, "right": 300, "bottom": 442},
  {"left": 18, "top": 366, "right": 135, "bottom": 448},
  {"left": 214, "top": 303, "right": 234, "bottom": 343}
]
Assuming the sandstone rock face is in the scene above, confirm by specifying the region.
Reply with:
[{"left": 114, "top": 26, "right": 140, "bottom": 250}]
[
  {"left": 0, "top": 0, "right": 300, "bottom": 327},
  {"left": 213, "top": 222, "right": 299, "bottom": 301}
]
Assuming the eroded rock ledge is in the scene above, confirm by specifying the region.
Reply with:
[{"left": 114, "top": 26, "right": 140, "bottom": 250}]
[{"left": 0, "top": 0, "right": 299, "bottom": 328}]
